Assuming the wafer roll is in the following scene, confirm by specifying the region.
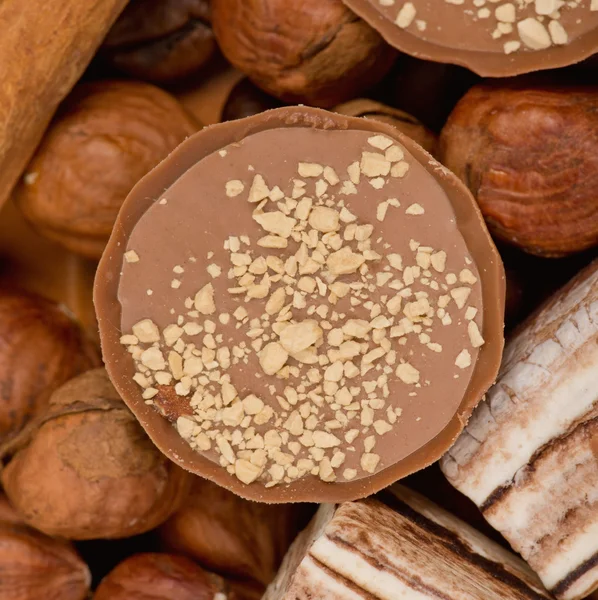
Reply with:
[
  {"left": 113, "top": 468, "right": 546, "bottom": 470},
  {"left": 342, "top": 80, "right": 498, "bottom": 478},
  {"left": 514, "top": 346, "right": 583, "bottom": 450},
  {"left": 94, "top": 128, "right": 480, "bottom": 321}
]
[
  {"left": 441, "top": 260, "right": 598, "bottom": 600},
  {"left": 264, "top": 485, "right": 550, "bottom": 600}
]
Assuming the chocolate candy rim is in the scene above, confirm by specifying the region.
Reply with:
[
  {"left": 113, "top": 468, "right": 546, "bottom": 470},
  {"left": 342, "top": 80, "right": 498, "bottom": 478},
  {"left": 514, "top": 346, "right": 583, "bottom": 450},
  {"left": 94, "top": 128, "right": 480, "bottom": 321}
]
[
  {"left": 94, "top": 106, "right": 505, "bottom": 503},
  {"left": 342, "top": 0, "right": 598, "bottom": 78}
]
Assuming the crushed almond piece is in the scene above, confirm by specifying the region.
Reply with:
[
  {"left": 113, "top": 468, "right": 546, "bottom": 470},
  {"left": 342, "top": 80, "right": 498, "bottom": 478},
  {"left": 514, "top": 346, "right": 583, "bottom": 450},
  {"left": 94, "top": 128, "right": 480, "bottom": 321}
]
[
  {"left": 468, "top": 321, "right": 485, "bottom": 348},
  {"left": 455, "top": 349, "right": 472, "bottom": 369},
  {"left": 406, "top": 203, "right": 424, "bottom": 215},
  {"left": 124, "top": 250, "right": 140, "bottom": 263},
  {"left": 195, "top": 283, "right": 216, "bottom": 315},
  {"left": 226, "top": 180, "right": 245, "bottom": 197}
]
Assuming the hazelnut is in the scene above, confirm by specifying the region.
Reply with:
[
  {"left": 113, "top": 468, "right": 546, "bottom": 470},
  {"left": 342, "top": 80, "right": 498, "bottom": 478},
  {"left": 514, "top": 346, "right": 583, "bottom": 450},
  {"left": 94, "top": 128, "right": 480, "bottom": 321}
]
[
  {"left": 0, "top": 493, "right": 22, "bottom": 525},
  {"left": 160, "top": 477, "right": 313, "bottom": 593},
  {"left": 0, "top": 522, "right": 90, "bottom": 600},
  {"left": 222, "top": 78, "right": 283, "bottom": 122},
  {"left": 15, "top": 81, "right": 199, "bottom": 260},
  {"left": 0, "top": 288, "right": 99, "bottom": 441},
  {"left": 334, "top": 98, "right": 437, "bottom": 156},
  {"left": 440, "top": 83, "right": 598, "bottom": 257},
  {"left": 211, "top": 0, "right": 397, "bottom": 107},
  {"left": 1, "top": 369, "right": 192, "bottom": 540},
  {"left": 103, "top": 0, "right": 215, "bottom": 83},
  {"left": 93, "top": 553, "right": 229, "bottom": 600}
]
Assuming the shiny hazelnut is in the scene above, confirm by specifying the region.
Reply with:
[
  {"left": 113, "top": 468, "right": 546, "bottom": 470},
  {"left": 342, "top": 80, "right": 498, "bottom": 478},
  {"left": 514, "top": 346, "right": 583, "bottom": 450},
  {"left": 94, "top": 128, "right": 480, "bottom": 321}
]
[
  {"left": 1, "top": 369, "right": 192, "bottom": 540},
  {"left": 0, "top": 288, "right": 99, "bottom": 442},
  {"left": 0, "top": 522, "right": 90, "bottom": 600},
  {"left": 160, "top": 477, "right": 313, "bottom": 594},
  {"left": 222, "top": 78, "right": 283, "bottom": 122},
  {"left": 440, "top": 83, "right": 598, "bottom": 258},
  {"left": 211, "top": 0, "right": 397, "bottom": 107},
  {"left": 103, "top": 0, "right": 215, "bottom": 83},
  {"left": 93, "top": 553, "right": 229, "bottom": 600},
  {"left": 334, "top": 98, "right": 437, "bottom": 156},
  {"left": 15, "top": 81, "right": 199, "bottom": 260}
]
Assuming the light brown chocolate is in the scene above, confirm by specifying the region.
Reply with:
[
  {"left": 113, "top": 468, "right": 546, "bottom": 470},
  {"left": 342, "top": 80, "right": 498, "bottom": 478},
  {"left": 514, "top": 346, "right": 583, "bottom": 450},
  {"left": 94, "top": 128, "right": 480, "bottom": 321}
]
[
  {"left": 334, "top": 98, "right": 437, "bottom": 156},
  {"left": 342, "top": 0, "right": 598, "bottom": 77},
  {"left": 95, "top": 107, "right": 505, "bottom": 502}
]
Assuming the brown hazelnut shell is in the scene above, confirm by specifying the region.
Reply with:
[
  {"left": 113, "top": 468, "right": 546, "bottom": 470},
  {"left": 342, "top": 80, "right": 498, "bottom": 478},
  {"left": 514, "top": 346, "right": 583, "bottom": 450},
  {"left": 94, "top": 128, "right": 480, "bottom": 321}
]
[
  {"left": 103, "top": 0, "right": 215, "bottom": 83},
  {"left": 0, "top": 522, "right": 90, "bottom": 600},
  {"left": 14, "top": 81, "right": 199, "bottom": 260},
  {"left": 211, "top": 0, "right": 397, "bottom": 108},
  {"left": 439, "top": 83, "right": 598, "bottom": 258},
  {"left": 334, "top": 98, "right": 437, "bottom": 156},
  {"left": 0, "top": 288, "right": 99, "bottom": 442},
  {"left": 93, "top": 553, "right": 228, "bottom": 600},
  {"left": 0, "top": 369, "right": 192, "bottom": 540},
  {"left": 221, "top": 78, "right": 283, "bottom": 122},
  {"left": 160, "top": 478, "right": 312, "bottom": 590},
  {"left": 0, "top": 493, "right": 22, "bottom": 525}
]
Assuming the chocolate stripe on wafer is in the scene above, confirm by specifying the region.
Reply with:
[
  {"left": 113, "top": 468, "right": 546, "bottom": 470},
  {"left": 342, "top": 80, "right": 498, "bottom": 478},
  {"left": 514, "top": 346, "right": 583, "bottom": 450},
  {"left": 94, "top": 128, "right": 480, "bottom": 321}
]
[
  {"left": 441, "top": 260, "right": 598, "bottom": 600},
  {"left": 264, "top": 484, "right": 550, "bottom": 599}
]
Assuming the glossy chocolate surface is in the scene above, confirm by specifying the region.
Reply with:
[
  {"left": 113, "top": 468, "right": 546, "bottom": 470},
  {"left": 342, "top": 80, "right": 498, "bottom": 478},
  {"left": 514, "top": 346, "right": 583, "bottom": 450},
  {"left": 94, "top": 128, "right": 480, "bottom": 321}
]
[
  {"left": 95, "top": 107, "right": 505, "bottom": 502},
  {"left": 343, "top": 0, "right": 598, "bottom": 77}
]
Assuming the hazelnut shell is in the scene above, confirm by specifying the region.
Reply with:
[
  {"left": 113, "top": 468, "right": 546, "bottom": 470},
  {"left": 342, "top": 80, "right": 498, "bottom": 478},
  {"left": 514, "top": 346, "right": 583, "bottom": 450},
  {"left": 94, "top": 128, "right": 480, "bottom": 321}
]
[
  {"left": 103, "top": 0, "right": 215, "bottom": 83},
  {"left": 0, "top": 288, "right": 99, "bottom": 442},
  {"left": 0, "top": 522, "right": 90, "bottom": 600},
  {"left": 93, "top": 553, "right": 228, "bottom": 600},
  {"left": 0, "top": 369, "right": 192, "bottom": 540},
  {"left": 211, "top": 0, "right": 397, "bottom": 107},
  {"left": 440, "top": 83, "right": 598, "bottom": 257},
  {"left": 160, "top": 478, "right": 312, "bottom": 589},
  {"left": 0, "top": 493, "right": 22, "bottom": 525},
  {"left": 221, "top": 78, "right": 283, "bottom": 122},
  {"left": 15, "top": 81, "right": 199, "bottom": 260}
]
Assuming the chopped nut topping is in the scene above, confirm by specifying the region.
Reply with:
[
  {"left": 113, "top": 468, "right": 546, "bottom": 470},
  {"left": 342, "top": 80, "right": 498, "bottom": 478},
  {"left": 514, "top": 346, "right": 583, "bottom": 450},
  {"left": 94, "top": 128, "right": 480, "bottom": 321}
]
[
  {"left": 468, "top": 321, "right": 485, "bottom": 348},
  {"left": 406, "top": 203, "right": 424, "bottom": 216},
  {"left": 379, "top": 0, "right": 592, "bottom": 55},
  {"left": 121, "top": 132, "right": 483, "bottom": 489},
  {"left": 226, "top": 180, "right": 245, "bottom": 197},
  {"left": 124, "top": 250, "right": 140, "bottom": 264},
  {"left": 455, "top": 349, "right": 472, "bottom": 369},
  {"left": 132, "top": 319, "right": 160, "bottom": 343},
  {"left": 195, "top": 283, "right": 216, "bottom": 315}
]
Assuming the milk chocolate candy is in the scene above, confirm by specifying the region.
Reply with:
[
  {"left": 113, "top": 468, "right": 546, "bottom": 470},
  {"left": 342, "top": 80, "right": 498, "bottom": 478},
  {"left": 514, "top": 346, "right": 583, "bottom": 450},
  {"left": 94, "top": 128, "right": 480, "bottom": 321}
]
[
  {"left": 95, "top": 106, "right": 505, "bottom": 502},
  {"left": 342, "top": 0, "right": 598, "bottom": 77},
  {"left": 441, "top": 260, "right": 598, "bottom": 600},
  {"left": 264, "top": 484, "right": 551, "bottom": 599},
  {"left": 334, "top": 98, "right": 437, "bottom": 156}
]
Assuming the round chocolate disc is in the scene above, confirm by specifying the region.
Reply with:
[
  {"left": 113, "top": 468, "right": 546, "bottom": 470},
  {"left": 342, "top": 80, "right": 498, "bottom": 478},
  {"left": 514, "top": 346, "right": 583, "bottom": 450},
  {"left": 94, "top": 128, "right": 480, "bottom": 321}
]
[
  {"left": 342, "top": 0, "right": 598, "bottom": 77},
  {"left": 95, "top": 107, "right": 505, "bottom": 502}
]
